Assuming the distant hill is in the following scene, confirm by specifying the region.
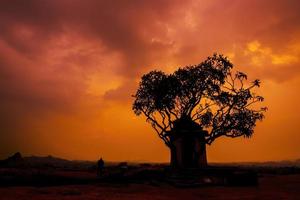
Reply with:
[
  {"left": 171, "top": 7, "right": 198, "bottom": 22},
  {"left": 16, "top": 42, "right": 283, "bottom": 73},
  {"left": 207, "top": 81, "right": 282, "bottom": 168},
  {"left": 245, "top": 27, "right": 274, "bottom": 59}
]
[
  {"left": 24, "top": 155, "right": 76, "bottom": 167},
  {"left": 0, "top": 153, "right": 96, "bottom": 169},
  {"left": 1, "top": 152, "right": 300, "bottom": 169},
  {"left": 0, "top": 152, "right": 24, "bottom": 167}
]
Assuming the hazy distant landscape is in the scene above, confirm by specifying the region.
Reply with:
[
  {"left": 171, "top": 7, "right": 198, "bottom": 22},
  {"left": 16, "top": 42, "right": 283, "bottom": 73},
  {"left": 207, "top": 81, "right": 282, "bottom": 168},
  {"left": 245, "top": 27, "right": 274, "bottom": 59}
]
[{"left": 2, "top": 152, "right": 300, "bottom": 172}]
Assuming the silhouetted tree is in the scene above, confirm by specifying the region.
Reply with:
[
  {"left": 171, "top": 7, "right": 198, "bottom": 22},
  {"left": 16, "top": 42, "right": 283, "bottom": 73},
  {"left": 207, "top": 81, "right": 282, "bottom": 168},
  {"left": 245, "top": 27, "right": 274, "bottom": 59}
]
[{"left": 132, "top": 54, "right": 266, "bottom": 168}]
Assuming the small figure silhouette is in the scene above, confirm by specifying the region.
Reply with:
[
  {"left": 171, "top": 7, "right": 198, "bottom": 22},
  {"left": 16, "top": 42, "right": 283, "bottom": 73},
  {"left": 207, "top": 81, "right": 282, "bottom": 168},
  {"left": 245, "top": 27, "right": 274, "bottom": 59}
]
[{"left": 97, "top": 158, "right": 105, "bottom": 177}]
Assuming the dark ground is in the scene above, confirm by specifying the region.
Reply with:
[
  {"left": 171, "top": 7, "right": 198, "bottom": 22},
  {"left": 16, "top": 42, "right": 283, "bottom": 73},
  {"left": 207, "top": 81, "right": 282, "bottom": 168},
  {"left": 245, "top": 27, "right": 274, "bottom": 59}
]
[
  {"left": 0, "top": 174, "right": 299, "bottom": 200},
  {"left": 0, "top": 154, "right": 300, "bottom": 199}
]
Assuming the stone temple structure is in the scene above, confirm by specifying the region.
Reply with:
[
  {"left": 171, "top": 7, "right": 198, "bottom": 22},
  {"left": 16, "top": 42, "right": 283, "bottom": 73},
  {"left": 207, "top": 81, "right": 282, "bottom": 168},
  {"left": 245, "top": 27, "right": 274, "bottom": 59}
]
[{"left": 169, "top": 116, "right": 208, "bottom": 168}]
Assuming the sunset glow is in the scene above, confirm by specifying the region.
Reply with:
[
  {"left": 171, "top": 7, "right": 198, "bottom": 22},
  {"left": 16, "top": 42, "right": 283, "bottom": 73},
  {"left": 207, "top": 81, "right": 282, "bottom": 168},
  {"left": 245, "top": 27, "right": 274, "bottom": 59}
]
[{"left": 0, "top": 0, "right": 299, "bottom": 162}]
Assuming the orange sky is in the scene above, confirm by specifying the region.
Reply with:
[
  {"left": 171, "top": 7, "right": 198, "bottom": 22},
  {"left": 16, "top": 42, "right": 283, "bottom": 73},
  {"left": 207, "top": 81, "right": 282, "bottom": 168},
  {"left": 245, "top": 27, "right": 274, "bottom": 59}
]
[{"left": 0, "top": 0, "right": 300, "bottom": 162}]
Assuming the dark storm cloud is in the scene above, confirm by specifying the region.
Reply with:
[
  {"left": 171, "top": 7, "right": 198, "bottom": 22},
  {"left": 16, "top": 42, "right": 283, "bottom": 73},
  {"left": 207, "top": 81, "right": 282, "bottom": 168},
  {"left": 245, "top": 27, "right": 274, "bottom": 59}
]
[
  {"left": 0, "top": 0, "right": 299, "bottom": 109},
  {"left": 1, "top": 0, "right": 298, "bottom": 80},
  {"left": 0, "top": 0, "right": 184, "bottom": 72}
]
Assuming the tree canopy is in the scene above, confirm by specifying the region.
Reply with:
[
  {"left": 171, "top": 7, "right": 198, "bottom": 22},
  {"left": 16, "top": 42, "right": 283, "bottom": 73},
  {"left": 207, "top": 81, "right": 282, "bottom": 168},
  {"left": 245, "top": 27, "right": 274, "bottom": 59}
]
[{"left": 132, "top": 54, "right": 266, "bottom": 147}]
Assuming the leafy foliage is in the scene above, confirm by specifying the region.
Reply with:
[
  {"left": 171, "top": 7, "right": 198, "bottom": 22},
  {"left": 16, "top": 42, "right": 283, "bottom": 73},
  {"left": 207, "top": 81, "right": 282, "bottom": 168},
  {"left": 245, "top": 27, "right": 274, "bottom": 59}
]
[{"left": 132, "top": 54, "right": 266, "bottom": 147}]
